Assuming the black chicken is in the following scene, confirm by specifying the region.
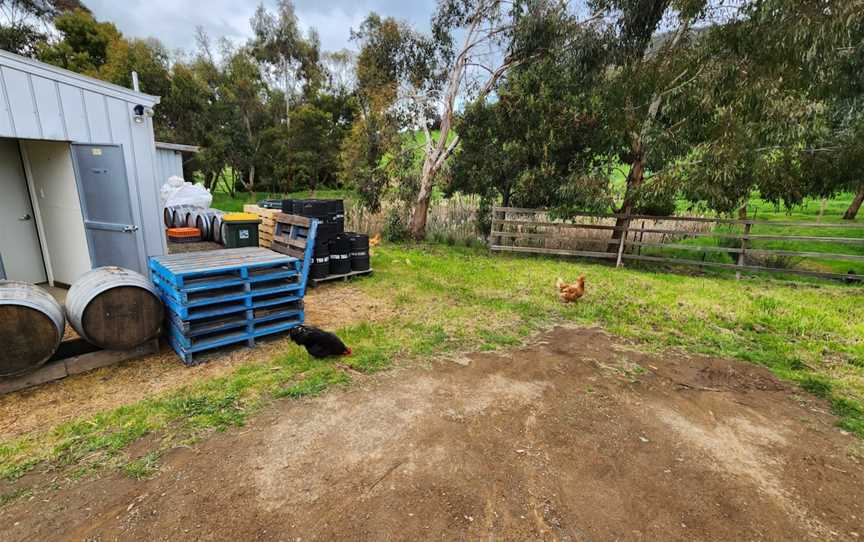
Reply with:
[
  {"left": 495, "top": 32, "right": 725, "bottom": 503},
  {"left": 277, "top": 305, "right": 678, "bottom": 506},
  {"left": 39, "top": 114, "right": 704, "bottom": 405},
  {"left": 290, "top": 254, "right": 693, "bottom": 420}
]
[{"left": 288, "top": 325, "right": 352, "bottom": 358}]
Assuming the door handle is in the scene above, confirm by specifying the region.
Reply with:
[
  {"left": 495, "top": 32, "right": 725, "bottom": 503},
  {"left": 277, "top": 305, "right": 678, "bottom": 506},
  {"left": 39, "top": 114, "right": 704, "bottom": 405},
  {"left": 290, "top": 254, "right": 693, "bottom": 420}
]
[
  {"left": 18, "top": 214, "right": 32, "bottom": 221},
  {"left": 122, "top": 225, "right": 139, "bottom": 233}
]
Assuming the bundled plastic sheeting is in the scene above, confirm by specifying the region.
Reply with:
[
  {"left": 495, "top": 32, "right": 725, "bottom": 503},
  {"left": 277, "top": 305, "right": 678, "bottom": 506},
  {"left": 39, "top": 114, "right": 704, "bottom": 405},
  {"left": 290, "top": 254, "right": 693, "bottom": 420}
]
[{"left": 160, "top": 175, "right": 213, "bottom": 210}]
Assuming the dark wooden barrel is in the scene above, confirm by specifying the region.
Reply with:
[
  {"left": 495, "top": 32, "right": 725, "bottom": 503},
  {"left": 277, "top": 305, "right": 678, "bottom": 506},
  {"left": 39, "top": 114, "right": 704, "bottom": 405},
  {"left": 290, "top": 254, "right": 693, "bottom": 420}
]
[
  {"left": 0, "top": 281, "right": 65, "bottom": 377},
  {"left": 349, "top": 233, "right": 370, "bottom": 271},
  {"left": 65, "top": 267, "right": 163, "bottom": 350},
  {"left": 191, "top": 209, "right": 218, "bottom": 241},
  {"left": 212, "top": 213, "right": 225, "bottom": 244},
  {"left": 328, "top": 234, "right": 351, "bottom": 275},
  {"left": 311, "top": 240, "right": 330, "bottom": 279},
  {"left": 172, "top": 206, "right": 195, "bottom": 228}
]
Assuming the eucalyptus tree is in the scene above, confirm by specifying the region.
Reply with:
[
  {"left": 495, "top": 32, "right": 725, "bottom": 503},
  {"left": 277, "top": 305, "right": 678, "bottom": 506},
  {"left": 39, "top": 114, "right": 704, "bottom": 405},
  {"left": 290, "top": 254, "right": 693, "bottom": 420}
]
[
  {"left": 450, "top": 18, "right": 611, "bottom": 211},
  {"left": 249, "top": 0, "right": 322, "bottom": 123},
  {"left": 0, "top": 0, "right": 86, "bottom": 55},
  {"left": 402, "top": 0, "right": 601, "bottom": 240},
  {"left": 666, "top": 0, "right": 864, "bottom": 217},
  {"left": 340, "top": 13, "right": 428, "bottom": 211}
]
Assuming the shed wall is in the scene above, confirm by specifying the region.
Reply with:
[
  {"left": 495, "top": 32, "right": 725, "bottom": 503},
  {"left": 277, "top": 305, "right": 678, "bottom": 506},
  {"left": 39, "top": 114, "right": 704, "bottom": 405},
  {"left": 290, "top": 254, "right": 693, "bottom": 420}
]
[
  {"left": 155, "top": 147, "right": 184, "bottom": 186},
  {"left": 0, "top": 52, "right": 165, "bottom": 269}
]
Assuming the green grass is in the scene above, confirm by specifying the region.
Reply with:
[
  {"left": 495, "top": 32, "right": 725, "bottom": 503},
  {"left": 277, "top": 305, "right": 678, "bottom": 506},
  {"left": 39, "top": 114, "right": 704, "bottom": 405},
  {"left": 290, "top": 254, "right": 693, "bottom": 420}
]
[
  {"left": 1, "top": 243, "right": 862, "bottom": 491},
  {"left": 636, "top": 192, "right": 864, "bottom": 277},
  {"left": 211, "top": 189, "right": 356, "bottom": 213},
  {"left": 121, "top": 451, "right": 161, "bottom": 480}
]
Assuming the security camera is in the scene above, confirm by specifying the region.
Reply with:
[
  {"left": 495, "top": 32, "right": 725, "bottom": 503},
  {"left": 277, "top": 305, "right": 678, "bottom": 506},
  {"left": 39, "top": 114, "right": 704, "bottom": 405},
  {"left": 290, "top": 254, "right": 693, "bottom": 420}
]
[{"left": 133, "top": 104, "right": 145, "bottom": 116}]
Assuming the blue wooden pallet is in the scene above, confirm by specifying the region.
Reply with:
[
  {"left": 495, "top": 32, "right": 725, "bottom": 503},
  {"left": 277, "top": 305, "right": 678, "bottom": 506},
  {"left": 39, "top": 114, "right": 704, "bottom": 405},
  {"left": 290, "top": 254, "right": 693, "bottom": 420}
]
[
  {"left": 158, "top": 288, "right": 304, "bottom": 321},
  {"left": 151, "top": 267, "right": 301, "bottom": 306},
  {"left": 151, "top": 226, "right": 318, "bottom": 365},
  {"left": 167, "top": 299, "right": 304, "bottom": 336},
  {"left": 166, "top": 314, "right": 304, "bottom": 365},
  {"left": 150, "top": 248, "right": 299, "bottom": 287}
]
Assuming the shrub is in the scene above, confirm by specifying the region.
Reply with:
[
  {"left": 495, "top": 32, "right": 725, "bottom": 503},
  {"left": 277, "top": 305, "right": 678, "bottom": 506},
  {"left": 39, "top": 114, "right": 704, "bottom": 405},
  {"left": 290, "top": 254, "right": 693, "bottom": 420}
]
[
  {"left": 384, "top": 208, "right": 409, "bottom": 242},
  {"left": 746, "top": 253, "right": 803, "bottom": 269}
]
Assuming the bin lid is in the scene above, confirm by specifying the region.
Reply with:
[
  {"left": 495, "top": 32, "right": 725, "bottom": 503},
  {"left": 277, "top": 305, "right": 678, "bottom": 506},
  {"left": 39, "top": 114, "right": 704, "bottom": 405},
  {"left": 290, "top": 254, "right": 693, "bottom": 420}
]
[
  {"left": 167, "top": 227, "right": 201, "bottom": 238},
  {"left": 223, "top": 212, "right": 261, "bottom": 223}
]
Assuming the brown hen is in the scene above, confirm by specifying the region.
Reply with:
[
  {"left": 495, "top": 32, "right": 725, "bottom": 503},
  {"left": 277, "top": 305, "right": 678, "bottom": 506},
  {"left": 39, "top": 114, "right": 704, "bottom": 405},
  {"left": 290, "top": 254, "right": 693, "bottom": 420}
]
[{"left": 555, "top": 275, "right": 585, "bottom": 303}]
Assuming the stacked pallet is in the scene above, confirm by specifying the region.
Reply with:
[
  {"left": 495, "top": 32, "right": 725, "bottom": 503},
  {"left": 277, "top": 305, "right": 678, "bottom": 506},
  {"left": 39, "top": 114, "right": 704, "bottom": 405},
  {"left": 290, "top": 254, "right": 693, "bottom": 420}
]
[
  {"left": 243, "top": 204, "right": 280, "bottom": 248},
  {"left": 149, "top": 247, "right": 314, "bottom": 365}
]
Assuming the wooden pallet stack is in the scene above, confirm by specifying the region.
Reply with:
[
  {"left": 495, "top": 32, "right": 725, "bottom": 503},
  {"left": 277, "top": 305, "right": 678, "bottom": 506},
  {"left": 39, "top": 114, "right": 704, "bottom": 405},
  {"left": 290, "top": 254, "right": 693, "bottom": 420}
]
[
  {"left": 271, "top": 213, "right": 374, "bottom": 287},
  {"left": 271, "top": 213, "right": 317, "bottom": 259},
  {"left": 243, "top": 204, "right": 280, "bottom": 248},
  {"left": 149, "top": 244, "right": 315, "bottom": 365}
]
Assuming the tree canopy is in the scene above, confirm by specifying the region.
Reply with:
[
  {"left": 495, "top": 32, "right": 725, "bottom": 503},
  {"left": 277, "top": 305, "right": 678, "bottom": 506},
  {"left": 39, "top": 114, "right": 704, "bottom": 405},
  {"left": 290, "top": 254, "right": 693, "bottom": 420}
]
[{"left": 2, "top": 0, "right": 862, "bottom": 222}]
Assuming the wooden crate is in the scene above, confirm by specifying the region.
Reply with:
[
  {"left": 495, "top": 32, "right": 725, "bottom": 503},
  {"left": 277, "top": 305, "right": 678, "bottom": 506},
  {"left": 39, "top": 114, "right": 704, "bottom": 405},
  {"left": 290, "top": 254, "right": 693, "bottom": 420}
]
[{"left": 244, "top": 204, "right": 280, "bottom": 248}]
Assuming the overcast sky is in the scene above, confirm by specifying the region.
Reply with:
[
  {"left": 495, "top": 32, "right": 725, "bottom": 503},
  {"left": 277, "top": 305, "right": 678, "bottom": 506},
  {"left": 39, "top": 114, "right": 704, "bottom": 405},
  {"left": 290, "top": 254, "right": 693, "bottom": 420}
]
[{"left": 86, "top": 0, "right": 435, "bottom": 56}]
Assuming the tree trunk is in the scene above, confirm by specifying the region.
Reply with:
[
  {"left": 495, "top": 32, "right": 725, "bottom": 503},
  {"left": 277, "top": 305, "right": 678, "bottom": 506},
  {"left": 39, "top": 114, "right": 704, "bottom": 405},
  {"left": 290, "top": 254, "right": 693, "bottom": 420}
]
[
  {"left": 609, "top": 156, "right": 645, "bottom": 251},
  {"left": 203, "top": 171, "right": 216, "bottom": 191},
  {"left": 408, "top": 160, "right": 435, "bottom": 240},
  {"left": 284, "top": 67, "right": 291, "bottom": 128},
  {"left": 247, "top": 164, "right": 256, "bottom": 191},
  {"left": 843, "top": 183, "right": 864, "bottom": 220}
]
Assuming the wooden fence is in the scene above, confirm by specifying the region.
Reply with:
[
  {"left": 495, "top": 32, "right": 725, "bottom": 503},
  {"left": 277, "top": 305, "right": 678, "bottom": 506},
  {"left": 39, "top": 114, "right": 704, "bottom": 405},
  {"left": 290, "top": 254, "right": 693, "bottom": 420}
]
[{"left": 490, "top": 207, "right": 864, "bottom": 282}]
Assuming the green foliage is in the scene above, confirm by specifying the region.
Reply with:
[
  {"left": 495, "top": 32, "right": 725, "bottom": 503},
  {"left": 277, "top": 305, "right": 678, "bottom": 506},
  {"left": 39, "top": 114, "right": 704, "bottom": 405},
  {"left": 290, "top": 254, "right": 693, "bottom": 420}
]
[
  {"left": 37, "top": 8, "right": 121, "bottom": 74},
  {"left": 260, "top": 95, "right": 356, "bottom": 193},
  {"left": 340, "top": 12, "right": 437, "bottom": 212},
  {"left": 0, "top": 0, "right": 86, "bottom": 56},
  {"left": 449, "top": 7, "right": 611, "bottom": 211},
  {"left": 339, "top": 112, "right": 394, "bottom": 211},
  {"left": 249, "top": 0, "right": 323, "bottom": 105},
  {"left": 383, "top": 208, "right": 409, "bottom": 242}
]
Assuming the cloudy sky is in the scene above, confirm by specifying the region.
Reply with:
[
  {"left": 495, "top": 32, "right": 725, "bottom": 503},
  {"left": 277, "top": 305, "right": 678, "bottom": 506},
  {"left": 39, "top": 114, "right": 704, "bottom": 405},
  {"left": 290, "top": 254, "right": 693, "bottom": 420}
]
[{"left": 86, "top": 0, "right": 436, "bottom": 56}]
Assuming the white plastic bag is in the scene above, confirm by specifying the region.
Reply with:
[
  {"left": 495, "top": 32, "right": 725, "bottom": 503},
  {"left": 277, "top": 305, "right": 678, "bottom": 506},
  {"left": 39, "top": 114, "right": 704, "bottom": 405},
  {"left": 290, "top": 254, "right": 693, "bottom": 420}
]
[
  {"left": 159, "top": 175, "right": 185, "bottom": 206},
  {"left": 160, "top": 176, "right": 212, "bottom": 209}
]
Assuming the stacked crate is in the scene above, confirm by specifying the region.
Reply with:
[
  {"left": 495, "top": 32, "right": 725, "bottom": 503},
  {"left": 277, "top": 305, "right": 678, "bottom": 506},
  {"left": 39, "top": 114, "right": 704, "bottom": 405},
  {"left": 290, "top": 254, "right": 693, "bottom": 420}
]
[
  {"left": 149, "top": 241, "right": 316, "bottom": 365},
  {"left": 243, "top": 204, "right": 281, "bottom": 248}
]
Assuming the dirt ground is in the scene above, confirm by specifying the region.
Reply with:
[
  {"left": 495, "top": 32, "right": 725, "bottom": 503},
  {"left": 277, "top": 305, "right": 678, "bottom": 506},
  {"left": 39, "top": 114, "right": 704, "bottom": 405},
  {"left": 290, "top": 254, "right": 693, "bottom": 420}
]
[
  {"left": 0, "top": 284, "right": 389, "bottom": 440},
  {"left": 2, "top": 326, "right": 862, "bottom": 541}
]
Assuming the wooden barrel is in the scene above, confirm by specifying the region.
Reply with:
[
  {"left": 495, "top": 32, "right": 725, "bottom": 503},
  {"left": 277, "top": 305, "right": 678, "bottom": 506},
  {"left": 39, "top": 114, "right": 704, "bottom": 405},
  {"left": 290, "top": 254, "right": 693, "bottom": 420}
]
[
  {"left": 171, "top": 206, "right": 194, "bottom": 228},
  {"left": 212, "top": 213, "right": 225, "bottom": 244},
  {"left": 0, "top": 281, "right": 65, "bottom": 377},
  {"left": 66, "top": 267, "right": 163, "bottom": 350},
  {"left": 191, "top": 209, "right": 219, "bottom": 241},
  {"left": 195, "top": 212, "right": 212, "bottom": 240}
]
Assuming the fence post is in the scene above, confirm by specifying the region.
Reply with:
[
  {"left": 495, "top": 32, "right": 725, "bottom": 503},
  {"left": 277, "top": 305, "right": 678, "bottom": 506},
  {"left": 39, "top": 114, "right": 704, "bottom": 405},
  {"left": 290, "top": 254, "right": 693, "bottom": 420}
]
[
  {"left": 615, "top": 215, "right": 630, "bottom": 268},
  {"left": 736, "top": 222, "right": 752, "bottom": 280}
]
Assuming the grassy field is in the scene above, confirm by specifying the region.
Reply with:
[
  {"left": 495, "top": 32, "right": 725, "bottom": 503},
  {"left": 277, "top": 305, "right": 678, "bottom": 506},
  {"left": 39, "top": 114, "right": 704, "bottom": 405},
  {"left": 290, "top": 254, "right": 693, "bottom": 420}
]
[
  {"left": 211, "top": 189, "right": 355, "bottom": 212},
  {"left": 639, "top": 193, "right": 864, "bottom": 277},
  {"left": 1, "top": 243, "right": 862, "bottom": 489}
]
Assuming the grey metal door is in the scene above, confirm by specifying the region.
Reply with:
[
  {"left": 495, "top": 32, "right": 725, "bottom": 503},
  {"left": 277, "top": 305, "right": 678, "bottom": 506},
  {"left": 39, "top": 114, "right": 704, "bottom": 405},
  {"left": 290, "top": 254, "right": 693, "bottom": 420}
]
[{"left": 71, "top": 144, "right": 143, "bottom": 273}]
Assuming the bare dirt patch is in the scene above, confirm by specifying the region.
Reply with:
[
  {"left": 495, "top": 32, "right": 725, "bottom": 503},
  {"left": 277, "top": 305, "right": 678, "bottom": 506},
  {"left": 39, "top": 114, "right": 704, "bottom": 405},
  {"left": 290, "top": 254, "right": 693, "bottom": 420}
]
[
  {"left": 0, "top": 284, "right": 384, "bottom": 440},
  {"left": 2, "top": 326, "right": 861, "bottom": 541}
]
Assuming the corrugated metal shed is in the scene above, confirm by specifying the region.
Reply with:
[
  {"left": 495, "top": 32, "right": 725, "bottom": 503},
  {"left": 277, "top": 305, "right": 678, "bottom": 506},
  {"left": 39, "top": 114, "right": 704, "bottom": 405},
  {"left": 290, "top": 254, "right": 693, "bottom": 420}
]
[
  {"left": 0, "top": 50, "right": 166, "bottom": 269},
  {"left": 155, "top": 142, "right": 200, "bottom": 185}
]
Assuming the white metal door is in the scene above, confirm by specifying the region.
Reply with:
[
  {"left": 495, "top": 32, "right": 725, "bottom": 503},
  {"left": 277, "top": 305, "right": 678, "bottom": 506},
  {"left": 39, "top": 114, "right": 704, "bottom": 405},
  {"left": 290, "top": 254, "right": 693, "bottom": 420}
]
[
  {"left": 71, "top": 144, "right": 144, "bottom": 273},
  {"left": 0, "top": 139, "right": 46, "bottom": 283}
]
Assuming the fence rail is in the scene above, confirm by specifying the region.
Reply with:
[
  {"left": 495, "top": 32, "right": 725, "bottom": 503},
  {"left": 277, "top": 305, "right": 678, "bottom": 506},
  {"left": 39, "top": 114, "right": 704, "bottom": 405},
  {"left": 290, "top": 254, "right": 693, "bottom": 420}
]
[{"left": 489, "top": 207, "right": 864, "bottom": 282}]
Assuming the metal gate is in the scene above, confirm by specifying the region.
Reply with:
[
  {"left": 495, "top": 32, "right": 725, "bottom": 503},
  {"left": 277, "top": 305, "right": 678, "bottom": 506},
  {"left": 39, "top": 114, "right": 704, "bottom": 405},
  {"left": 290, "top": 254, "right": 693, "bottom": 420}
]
[{"left": 71, "top": 144, "right": 144, "bottom": 273}]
